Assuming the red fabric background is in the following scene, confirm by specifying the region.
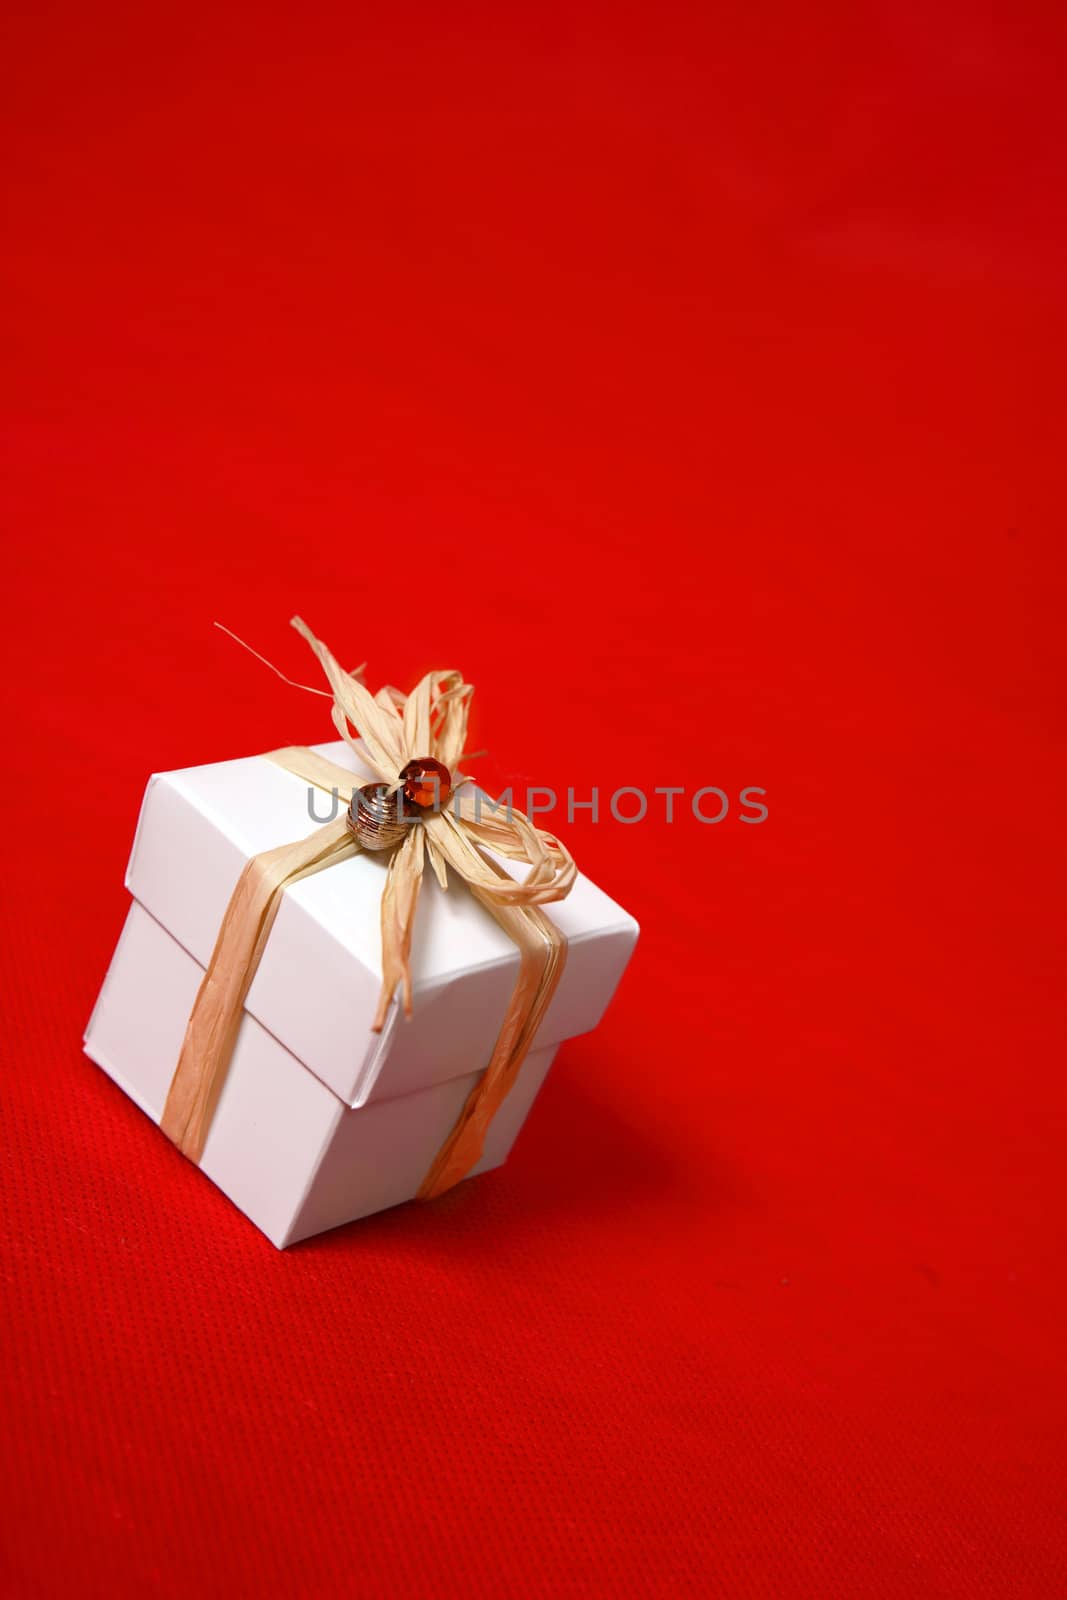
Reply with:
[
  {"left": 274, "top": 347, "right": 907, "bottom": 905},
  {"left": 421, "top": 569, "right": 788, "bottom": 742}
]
[{"left": 3, "top": 4, "right": 1065, "bottom": 1595}]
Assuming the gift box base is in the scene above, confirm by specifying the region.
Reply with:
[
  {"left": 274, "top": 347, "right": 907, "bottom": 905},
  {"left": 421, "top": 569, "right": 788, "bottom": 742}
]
[{"left": 85, "top": 902, "right": 558, "bottom": 1247}]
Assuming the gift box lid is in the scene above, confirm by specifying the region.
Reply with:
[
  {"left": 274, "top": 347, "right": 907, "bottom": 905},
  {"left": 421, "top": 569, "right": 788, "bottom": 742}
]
[{"left": 126, "top": 740, "right": 638, "bottom": 1110}]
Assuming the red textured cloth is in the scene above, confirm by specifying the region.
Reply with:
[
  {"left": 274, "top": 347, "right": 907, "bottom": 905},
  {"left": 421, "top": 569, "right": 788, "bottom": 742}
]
[{"left": 3, "top": 4, "right": 1065, "bottom": 1596}]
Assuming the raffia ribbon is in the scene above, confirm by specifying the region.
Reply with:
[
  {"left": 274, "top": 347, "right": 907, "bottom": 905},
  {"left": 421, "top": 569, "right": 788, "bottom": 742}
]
[{"left": 160, "top": 618, "right": 576, "bottom": 1200}]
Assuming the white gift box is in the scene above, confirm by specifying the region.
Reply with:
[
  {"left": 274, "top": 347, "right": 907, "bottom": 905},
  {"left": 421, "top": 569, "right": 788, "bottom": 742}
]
[{"left": 85, "top": 740, "right": 638, "bottom": 1246}]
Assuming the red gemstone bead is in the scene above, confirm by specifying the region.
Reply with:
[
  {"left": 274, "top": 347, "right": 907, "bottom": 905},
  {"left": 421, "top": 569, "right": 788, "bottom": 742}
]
[{"left": 400, "top": 757, "right": 452, "bottom": 811}]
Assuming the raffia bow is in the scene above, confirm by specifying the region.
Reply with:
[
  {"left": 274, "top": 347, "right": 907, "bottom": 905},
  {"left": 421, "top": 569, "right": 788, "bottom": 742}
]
[{"left": 161, "top": 618, "right": 577, "bottom": 1200}]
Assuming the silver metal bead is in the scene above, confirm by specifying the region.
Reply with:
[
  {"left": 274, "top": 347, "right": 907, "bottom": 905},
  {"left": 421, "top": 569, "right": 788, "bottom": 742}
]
[{"left": 347, "top": 783, "right": 409, "bottom": 851}]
